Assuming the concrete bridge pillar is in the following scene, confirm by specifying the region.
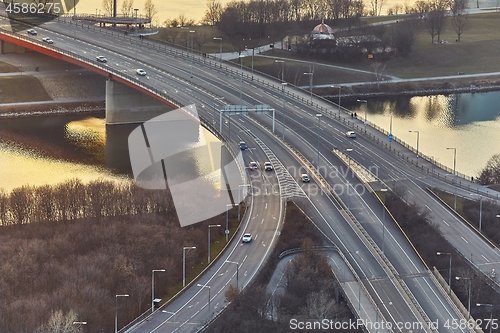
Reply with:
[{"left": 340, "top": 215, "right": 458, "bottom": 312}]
[
  {"left": 0, "top": 40, "right": 26, "bottom": 54},
  {"left": 105, "top": 79, "right": 175, "bottom": 124}
]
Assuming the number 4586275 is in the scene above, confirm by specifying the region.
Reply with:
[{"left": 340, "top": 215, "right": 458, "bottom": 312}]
[{"left": 6, "top": 2, "right": 61, "bottom": 14}]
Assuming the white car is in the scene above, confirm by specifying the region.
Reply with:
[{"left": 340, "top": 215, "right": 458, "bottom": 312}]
[
  {"left": 136, "top": 69, "right": 147, "bottom": 76},
  {"left": 264, "top": 162, "right": 273, "bottom": 171},
  {"left": 96, "top": 56, "right": 107, "bottom": 63},
  {"left": 42, "top": 37, "right": 53, "bottom": 44},
  {"left": 27, "top": 29, "right": 37, "bottom": 36},
  {"left": 301, "top": 174, "right": 310, "bottom": 183},
  {"left": 242, "top": 233, "right": 252, "bottom": 243},
  {"left": 249, "top": 161, "right": 258, "bottom": 170},
  {"left": 346, "top": 131, "right": 356, "bottom": 138}
]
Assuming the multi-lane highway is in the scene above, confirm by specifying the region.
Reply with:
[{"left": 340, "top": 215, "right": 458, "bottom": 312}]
[{"left": 2, "top": 10, "right": 498, "bottom": 333}]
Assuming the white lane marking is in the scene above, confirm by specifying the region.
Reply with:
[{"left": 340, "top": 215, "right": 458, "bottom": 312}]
[
  {"left": 481, "top": 255, "right": 490, "bottom": 262},
  {"left": 261, "top": 218, "right": 264, "bottom": 224},
  {"left": 425, "top": 205, "right": 432, "bottom": 211},
  {"left": 265, "top": 203, "right": 268, "bottom": 209},
  {"left": 443, "top": 220, "right": 450, "bottom": 226},
  {"left": 254, "top": 233, "right": 259, "bottom": 241},
  {"left": 243, "top": 255, "right": 248, "bottom": 263},
  {"left": 461, "top": 236, "right": 469, "bottom": 244}
]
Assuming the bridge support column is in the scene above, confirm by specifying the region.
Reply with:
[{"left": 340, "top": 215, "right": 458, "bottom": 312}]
[
  {"left": 105, "top": 79, "right": 174, "bottom": 124},
  {"left": 0, "top": 40, "right": 26, "bottom": 54}
]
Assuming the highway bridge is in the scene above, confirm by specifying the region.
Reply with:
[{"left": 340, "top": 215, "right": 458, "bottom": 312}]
[{"left": 1, "top": 8, "right": 499, "bottom": 333}]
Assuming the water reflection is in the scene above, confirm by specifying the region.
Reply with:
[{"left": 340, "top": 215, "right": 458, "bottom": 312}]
[
  {"left": 344, "top": 91, "right": 500, "bottom": 177},
  {"left": 0, "top": 112, "right": 225, "bottom": 192}
]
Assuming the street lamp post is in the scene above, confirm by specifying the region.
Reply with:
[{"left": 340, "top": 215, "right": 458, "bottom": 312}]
[
  {"left": 437, "top": 252, "right": 452, "bottom": 294},
  {"left": 331, "top": 85, "right": 341, "bottom": 116},
  {"left": 409, "top": 130, "right": 420, "bottom": 164},
  {"left": 226, "top": 204, "right": 236, "bottom": 242},
  {"left": 316, "top": 114, "right": 322, "bottom": 169},
  {"left": 470, "top": 194, "right": 483, "bottom": 231},
  {"left": 447, "top": 147, "right": 457, "bottom": 210},
  {"left": 281, "top": 82, "right": 288, "bottom": 140},
  {"left": 316, "top": 113, "right": 323, "bottom": 171},
  {"left": 357, "top": 99, "right": 368, "bottom": 133},
  {"left": 197, "top": 284, "right": 211, "bottom": 320},
  {"left": 226, "top": 260, "right": 239, "bottom": 289},
  {"left": 151, "top": 269, "right": 166, "bottom": 313},
  {"left": 239, "top": 55, "right": 245, "bottom": 105},
  {"left": 275, "top": 60, "right": 284, "bottom": 83},
  {"left": 162, "top": 310, "right": 176, "bottom": 331},
  {"left": 456, "top": 276, "right": 472, "bottom": 319},
  {"left": 304, "top": 72, "right": 313, "bottom": 102},
  {"left": 115, "top": 294, "right": 129, "bottom": 333},
  {"left": 189, "top": 30, "right": 195, "bottom": 80},
  {"left": 238, "top": 184, "right": 249, "bottom": 221},
  {"left": 476, "top": 303, "right": 493, "bottom": 333},
  {"left": 183, "top": 247, "right": 196, "bottom": 287},
  {"left": 381, "top": 188, "right": 388, "bottom": 254},
  {"left": 213, "top": 37, "right": 222, "bottom": 68},
  {"left": 346, "top": 148, "right": 353, "bottom": 211},
  {"left": 207, "top": 224, "right": 221, "bottom": 264},
  {"left": 133, "top": 8, "right": 139, "bottom": 60}
]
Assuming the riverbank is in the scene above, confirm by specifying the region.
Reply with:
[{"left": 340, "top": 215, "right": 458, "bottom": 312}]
[{"left": 319, "top": 75, "right": 500, "bottom": 100}]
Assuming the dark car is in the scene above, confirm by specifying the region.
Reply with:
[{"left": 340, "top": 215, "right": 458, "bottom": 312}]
[{"left": 27, "top": 29, "right": 37, "bottom": 36}]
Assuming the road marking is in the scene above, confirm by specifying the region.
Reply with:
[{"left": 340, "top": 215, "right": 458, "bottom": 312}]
[
  {"left": 481, "top": 255, "right": 490, "bottom": 262},
  {"left": 262, "top": 241, "right": 266, "bottom": 247},
  {"left": 327, "top": 123, "right": 333, "bottom": 128},
  {"left": 243, "top": 255, "right": 248, "bottom": 263},
  {"left": 215, "top": 302, "right": 219, "bottom": 309},
  {"left": 255, "top": 233, "right": 258, "bottom": 241},
  {"left": 425, "top": 205, "right": 432, "bottom": 211},
  {"left": 265, "top": 203, "right": 268, "bottom": 209},
  {"left": 261, "top": 218, "right": 264, "bottom": 224},
  {"left": 408, "top": 190, "right": 414, "bottom": 196},
  {"left": 443, "top": 220, "right": 450, "bottom": 226},
  {"left": 461, "top": 236, "right": 469, "bottom": 244},
  {"left": 244, "top": 271, "right": 248, "bottom": 277}
]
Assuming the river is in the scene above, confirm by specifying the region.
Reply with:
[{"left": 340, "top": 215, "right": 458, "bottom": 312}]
[{"left": 344, "top": 91, "right": 500, "bottom": 178}]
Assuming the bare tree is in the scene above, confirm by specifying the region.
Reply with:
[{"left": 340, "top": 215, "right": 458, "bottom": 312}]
[
  {"left": 392, "top": 13, "right": 422, "bottom": 53},
  {"left": 304, "top": 291, "right": 341, "bottom": 319},
  {"left": 143, "top": 0, "right": 158, "bottom": 23},
  {"left": 202, "top": 0, "right": 223, "bottom": 26},
  {"left": 194, "top": 31, "right": 209, "bottom": 51},
  {"left": 479, "top": 154, "right": 500, "bottom": 185},
  {"left": 35, "top": 309, "right": 83, "bottom": 333},
  {"left": 177, "top": 13, "right": 195, "bottom": 27},
  {"left": 451, "top": 9, "right": 468, "bottom": 41},
  {"left": 370, "top": 0, "right": 385, "bottom": 15},
  {"left": 426, "top": 9, "right": 446, "bottom": 43},
  {"left": 371, "top": 62, "right": 387, "bottom": 88},
  {"left": 102, "top": 0, "right": 113, "bottom": 16},
  {"left": 161, "top": 28, "right": 180, "bottom": 44},
  {"left": 121, "top": 0, "right": 134, "bottom": 16}
]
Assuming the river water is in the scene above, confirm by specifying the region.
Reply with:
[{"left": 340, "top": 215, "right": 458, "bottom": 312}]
[
  {"left": 1, "top": 90, "right": 499, "bottom": 191},
  {"left": 344, "top": 91, "right": 500, "bottom": 178}
]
